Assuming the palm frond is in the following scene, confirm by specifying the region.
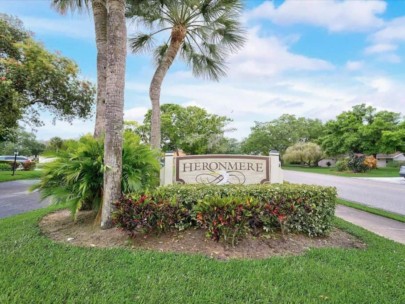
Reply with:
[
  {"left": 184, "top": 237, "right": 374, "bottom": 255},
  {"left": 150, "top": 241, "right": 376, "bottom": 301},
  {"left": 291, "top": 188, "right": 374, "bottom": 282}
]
[
  {"left": 129, "top": 34, "right": 155, "bottom": 53},
  {"left": 126, "top": 0, "right": 245, "bottom": 81},
  {"left": 51, "top": 0, "right": 91, "bottom": 15},
  {"left": 200, "top": 0, "right": 243, "bottom": 22},
  {"left": 188, "top": 52, "right": 227, "bottom": 81},
  {"left": 153, "top": 42, "right": 169, "bottom": 65}
]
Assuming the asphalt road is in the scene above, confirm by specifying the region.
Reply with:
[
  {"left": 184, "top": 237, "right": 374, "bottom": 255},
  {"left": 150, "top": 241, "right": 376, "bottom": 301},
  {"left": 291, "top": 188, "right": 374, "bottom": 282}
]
[
  {"left": 0, "top": 180, "right": 50, "bottom": 219},
  {"left": 1, "top": 173, "right": 405, "bottom": 219},
  {"left": 284, "top": 170, "right": 405, "bottom": 216}
]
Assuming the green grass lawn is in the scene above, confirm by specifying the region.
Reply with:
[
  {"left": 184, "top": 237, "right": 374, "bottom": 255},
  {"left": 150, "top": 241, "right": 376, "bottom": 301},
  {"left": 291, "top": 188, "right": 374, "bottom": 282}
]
[
  {"left": 0, "top": 170, "right": 42, "bottom": 182},
  {"left": 1, "top": 206, "right": 404, "bottom": 303},
  {"left": 338, "top": 199, "right": 405, "bottom": 223},
  {"left": 283, "top": 165, "right": 400, "bottom": 177}
]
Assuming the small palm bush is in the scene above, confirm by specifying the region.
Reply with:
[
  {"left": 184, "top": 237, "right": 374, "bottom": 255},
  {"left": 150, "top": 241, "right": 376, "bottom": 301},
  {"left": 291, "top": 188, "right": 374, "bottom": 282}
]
[{"left": 32, "top": 132, "right": 160, "bottom": 218}]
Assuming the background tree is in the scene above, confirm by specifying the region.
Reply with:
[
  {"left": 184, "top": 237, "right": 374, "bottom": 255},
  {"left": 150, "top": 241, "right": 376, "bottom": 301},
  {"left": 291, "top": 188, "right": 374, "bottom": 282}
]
[
  {"left": 101, "top": 0, "right": 127, "bottom": 229},
  {"left": 282, "top": 142, "right": 323, "bottom": 167},
  {"left": 0, "top": 14, "right": 95, "bottom": 141},
  {"left": 380, "top": 122, "right": 405, "bottom": 153},
  {"left": 359, "top": 110, "right": 401, "bottom": 155},
  {"left": 321, "top": 104, "right": 403, "bottom": 156},
  {"left": 127, "top": 0, "right": 245, "bottom": 149},
  {"left": 0, "top": 127, "right": 45, "bottom": 157},
  {"left": 208, "top": 137, "right": 241, "bottom": 154},
  {"left": 134, "top": 103, "right": 232, "bottom": 154},
  {"left": 241, "top": 115, "right": 324, "bottom": 155},
  {"left": 47, "top": 137, "right": 64, "bottom": 154}
]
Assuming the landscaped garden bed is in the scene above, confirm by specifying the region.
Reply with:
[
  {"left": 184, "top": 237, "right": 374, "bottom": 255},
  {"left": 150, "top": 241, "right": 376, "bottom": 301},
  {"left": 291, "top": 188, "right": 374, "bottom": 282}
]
[
  {"left": 114, "top": 184, "right": 337, "bottom": 245},
  {"left": 40, "top": 209, "right": 365, "bottom": 260},
  {"left": 37, "top": 183, "right": 352, "bottom": 261}
]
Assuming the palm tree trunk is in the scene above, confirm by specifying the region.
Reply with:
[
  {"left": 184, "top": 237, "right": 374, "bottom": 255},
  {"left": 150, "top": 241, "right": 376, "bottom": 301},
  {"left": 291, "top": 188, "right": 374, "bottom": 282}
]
[
  {"left": 149, "top": 26, "right": 186, "bottom": 150},
  {"left": 101, "top": 0, "right": 127, "bottom": 229},
  {"left": 93, "top": 0, "right": 108, "bottom": 138}
]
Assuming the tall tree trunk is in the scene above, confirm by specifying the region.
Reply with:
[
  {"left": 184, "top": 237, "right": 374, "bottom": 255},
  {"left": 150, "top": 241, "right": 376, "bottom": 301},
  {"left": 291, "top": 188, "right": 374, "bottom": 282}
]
[
  {"left": 93, "top": 0, "right": 108, "bottom": 138},
  {"left": 101, "top": 0, "right": 127, "bottom": 229},
  {"left": 149, "top": 26, "right": 186, "bottom": 150}
]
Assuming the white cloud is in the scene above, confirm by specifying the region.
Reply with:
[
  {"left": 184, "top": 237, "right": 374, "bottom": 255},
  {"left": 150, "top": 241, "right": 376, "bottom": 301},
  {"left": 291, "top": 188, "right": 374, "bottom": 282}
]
[
  {"left": 228, "top": 28, "right": 333, "bottom": 78},
  {"left": 376, "top": 53, "right": 401, "bottom": 64},
  {"left": 364, "top": 43, "right": 397, "bottom": 54},
  {"left": 246, "top": 0, "right": 386, "bottom": 32},
  {"left": 35, "top": 118, "right": 94, "bottom": 140},
  {"left": 369, "top": 77, "right": 393, "bottom": 93},
  {"left": 124, "top": 107, "right": 148, "bottom": 122},
  {"left": 365, "top": 17, "right": 405, "bottom": 60},
  {"left": 354, "top": 76, "right": 405, "bottom": 113},
  {"left": 345, "top": 61, "right": 364, "bottom": 71},
  {"left": 372, "top": 16, "right": 405, "bottom": 43}
]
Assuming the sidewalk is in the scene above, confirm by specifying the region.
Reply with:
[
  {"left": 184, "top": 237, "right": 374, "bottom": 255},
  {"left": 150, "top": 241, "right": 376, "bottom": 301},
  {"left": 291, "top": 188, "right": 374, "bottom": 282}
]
[{"left": 336, "top": 205, "right": 405, "bottom": 245}]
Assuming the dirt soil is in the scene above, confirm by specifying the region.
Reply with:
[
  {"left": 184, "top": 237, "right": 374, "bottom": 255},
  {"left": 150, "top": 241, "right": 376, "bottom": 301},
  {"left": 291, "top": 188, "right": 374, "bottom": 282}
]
[{"left": 40, "top": 210, "right": 366, "bottom": 260}]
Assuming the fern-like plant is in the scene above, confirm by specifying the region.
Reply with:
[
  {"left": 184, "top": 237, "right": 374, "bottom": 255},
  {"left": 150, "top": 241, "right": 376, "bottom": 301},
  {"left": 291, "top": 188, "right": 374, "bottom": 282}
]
[{"left": 31, "top": 132, "right": 160, "bottom": 218}]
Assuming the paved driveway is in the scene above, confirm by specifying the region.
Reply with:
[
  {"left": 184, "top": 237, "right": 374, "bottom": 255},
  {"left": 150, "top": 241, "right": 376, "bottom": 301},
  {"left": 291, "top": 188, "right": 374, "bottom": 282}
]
[
  {"left": 0, "top": 180, "right": 50, "bottom": 219},
  {"left": 284, "top": 170, "right": 405, "bottom": 216}
]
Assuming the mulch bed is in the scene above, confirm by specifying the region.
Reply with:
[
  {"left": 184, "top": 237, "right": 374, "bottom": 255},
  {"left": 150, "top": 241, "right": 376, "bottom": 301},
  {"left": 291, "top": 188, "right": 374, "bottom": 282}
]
[{"left": 40, "top": 209, "right": 366, "bottom": 260}]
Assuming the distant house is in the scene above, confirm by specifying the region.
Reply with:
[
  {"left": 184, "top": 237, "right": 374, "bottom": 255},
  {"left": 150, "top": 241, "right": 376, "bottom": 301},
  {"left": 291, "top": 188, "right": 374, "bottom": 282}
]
[
  {"left": 318, "top": 158, "right": 337, "bottom": 167},
  {"left": 376, "top": 152, "right": 405, "bottom": 168}
]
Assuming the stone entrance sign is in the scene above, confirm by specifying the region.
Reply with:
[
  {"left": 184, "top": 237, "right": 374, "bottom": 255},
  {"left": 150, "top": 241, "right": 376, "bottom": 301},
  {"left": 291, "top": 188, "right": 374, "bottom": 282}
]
[
  {"left": 161, "top": 153, "right": 283, "bottom": 186},
  {"left": 176, "top": 155, "right": 269, "bottom": 185}
]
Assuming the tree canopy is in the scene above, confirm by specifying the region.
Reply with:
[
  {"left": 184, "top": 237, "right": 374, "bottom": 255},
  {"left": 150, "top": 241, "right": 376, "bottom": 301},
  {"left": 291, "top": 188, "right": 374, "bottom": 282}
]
[
  {"left": 282, "top": 142, "right": 323, "bottom": 167},
  {"left": 0, "top": 127, "right": 45, "bottom": 157},
  {"left": 0, "top": 14, "right": 95, "bottom": 141},
  {"left": 133, "top": 103, "right": 232, "bottom": 154},
  {"left": 241, "top": 114, "right": 324, "bottom": 155},
  {"left": 321, "top": 104, "right": 404, "bottom": 155}
]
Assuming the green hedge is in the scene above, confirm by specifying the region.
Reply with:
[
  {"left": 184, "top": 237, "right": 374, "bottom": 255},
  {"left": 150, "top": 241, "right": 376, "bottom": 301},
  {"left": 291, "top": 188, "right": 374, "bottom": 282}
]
[
  {"left": 0, "top": 163, "right": 11, "bottom": 171},
  {"left": 114, "top": 184, "right": 337, "bottom": 244}
]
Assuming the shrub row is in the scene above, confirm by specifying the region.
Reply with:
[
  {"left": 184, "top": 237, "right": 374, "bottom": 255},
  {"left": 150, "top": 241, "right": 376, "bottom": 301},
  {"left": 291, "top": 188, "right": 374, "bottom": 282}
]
[
  {"left": 0, "top": 160, "right": 36, "bottom": 171},
  {"left": 113, "top": 184, "right": 337, "bottom": 244},
  {"left": 0, "top": 163, "right": 11, "bottom": 171},
  {"left": 336, "top": 154, "right": 376, "bottom": 173}
]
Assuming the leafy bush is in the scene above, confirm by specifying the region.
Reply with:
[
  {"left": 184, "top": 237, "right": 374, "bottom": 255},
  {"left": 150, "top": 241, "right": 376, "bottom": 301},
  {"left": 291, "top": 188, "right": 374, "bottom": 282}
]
[
  {"left": 22, "top": 160, "right": 36, "bottom": 171},
  {"left": 114, "top": 195, "right": 192, "bottom": 237},
  {"left": 31, "top": 132, "right": 160, "bottom": 217},
  {"left": 347, "top": 154, "right": 369, "bottom": 173},
  {"left": 283, "top": 142, "right": 323, "bottom": 167},
  {"left": 335, "top": 159, "right": 349, "bottom": 171},
  {"left": 114, "top": 184, "right": 337, "bottom": 244},
  {"left": 364, "top": 156, "right": 377, "bottom": 169},
  {"left": 0, "top": 163, "right": 10, "bottom": 171}
]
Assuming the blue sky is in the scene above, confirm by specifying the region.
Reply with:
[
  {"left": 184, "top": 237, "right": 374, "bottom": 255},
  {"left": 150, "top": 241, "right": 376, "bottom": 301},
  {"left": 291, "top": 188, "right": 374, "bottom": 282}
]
[{"left": 1, "top": 0, "right": 405, "bottom": 140}]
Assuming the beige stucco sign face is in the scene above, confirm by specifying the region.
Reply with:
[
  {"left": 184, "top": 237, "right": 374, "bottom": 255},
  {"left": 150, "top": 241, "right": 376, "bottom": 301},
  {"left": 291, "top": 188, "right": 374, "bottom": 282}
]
[{"left": 175, "top": 155, "right": 270, "bottom": 185}]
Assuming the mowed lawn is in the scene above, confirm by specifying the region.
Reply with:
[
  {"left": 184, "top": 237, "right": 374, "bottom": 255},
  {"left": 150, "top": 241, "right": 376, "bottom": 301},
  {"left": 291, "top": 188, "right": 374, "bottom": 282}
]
[
  {"left": 0, "top": 170, "right": 43, "bottom": 182},
  {"left": 1, "top": 206, "right": 404, "bottom": 303},
  {"left": 283, "top": 166, "right": 400, "bottom": 178}
]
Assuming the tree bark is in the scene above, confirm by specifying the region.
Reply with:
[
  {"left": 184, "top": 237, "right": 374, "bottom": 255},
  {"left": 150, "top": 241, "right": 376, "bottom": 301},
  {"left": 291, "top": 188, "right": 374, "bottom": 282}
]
[
  {"left": 101, "top": 0, "right": 127, "bottom": 229},
  {"left": 93, "top": 0, "right": 108, "bottom": 138},
  {"left": 149, "top": 26, "right": 186, "bottom": 150}
]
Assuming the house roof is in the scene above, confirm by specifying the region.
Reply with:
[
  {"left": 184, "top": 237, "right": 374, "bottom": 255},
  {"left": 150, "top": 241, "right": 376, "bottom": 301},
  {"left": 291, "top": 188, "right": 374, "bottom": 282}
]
[{"left": 376, "top": 152, "right": 404, "bottom": 159}]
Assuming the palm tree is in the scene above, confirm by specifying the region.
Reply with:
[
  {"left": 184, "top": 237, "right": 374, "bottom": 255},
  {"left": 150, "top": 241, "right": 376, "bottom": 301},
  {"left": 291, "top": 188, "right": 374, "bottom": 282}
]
[
  {"left": 126, "top": 0, "right": 245, "bottom": 150},
  {"left": 51, "top": 0, "right": 107, "bottom": 138},
  {"left": 101, "top": 0, "right": 127, "bottom": 229},
  {"left": 52, "top": 0, "right": 128, "bottom": 229}
]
